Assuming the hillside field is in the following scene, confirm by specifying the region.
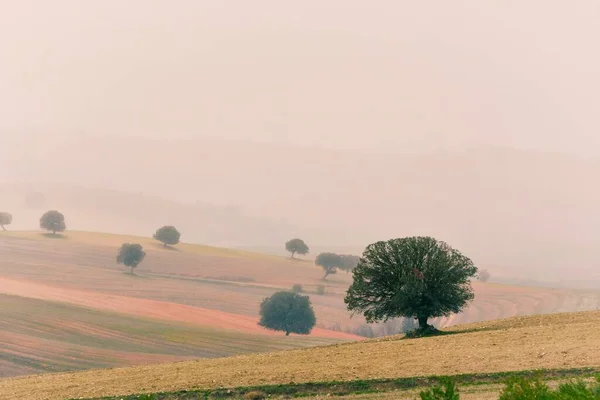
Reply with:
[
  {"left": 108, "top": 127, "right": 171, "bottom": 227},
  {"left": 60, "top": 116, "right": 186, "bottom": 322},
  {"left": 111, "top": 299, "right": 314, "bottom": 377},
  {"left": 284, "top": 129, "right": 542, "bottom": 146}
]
[
  {"left": 1, "top": 311, "right": 599, "bottom": 400},
  {"left": 1, "top": 230, "right": 600, "bottom": 381},
  {"left": 0, "top": 294, "right": 339, "bottom": 377}
]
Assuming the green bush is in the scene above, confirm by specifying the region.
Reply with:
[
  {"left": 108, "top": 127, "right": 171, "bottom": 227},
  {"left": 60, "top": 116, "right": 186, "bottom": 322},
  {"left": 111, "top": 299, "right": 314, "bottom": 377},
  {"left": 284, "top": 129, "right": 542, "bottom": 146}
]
[
  {"left": 420, "top": 379, "right": 459, "bottom": 400},
  {"left": 499, "top": 376, "right": 600, "bottom": 400},
  {"left": 316, "top": 285, "right": 326, "bottom": 295},
  {"left": 291, "top": 284, "right": 303, "bottom": 293},
  {"left": 499, "top": 377, "right": 553, "bottom": 400}
]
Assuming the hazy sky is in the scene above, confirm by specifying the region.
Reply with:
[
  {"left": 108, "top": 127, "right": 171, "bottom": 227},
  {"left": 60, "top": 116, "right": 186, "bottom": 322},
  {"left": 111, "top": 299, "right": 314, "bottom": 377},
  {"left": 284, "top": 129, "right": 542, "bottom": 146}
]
[{"left": 1, "top": 0, "right": 600, "bottom": 154}]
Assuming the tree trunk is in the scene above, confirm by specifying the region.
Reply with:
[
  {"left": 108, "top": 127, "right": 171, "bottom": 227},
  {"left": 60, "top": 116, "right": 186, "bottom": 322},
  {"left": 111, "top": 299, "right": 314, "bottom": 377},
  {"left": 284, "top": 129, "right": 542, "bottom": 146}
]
[
  {"left": 130, "top": 266, "right": 134, "bottom": 275},
  {"left": 285, "top": 331, "right": 290, "bottom": 336},
  {"left": 164, "top": 243, "right": 167, "bottom": 248},
  {"left": 1, "top": 225, "right": 5, "bottom": 231},
  {"left": 417, "top": 315, "right": 429, "bottom": 329},
  {"left": 291, "top": 251, "right": 296, "bottom": 259},
  {"left": 322, "top": 271, "right": 330, "bottom": 280}
]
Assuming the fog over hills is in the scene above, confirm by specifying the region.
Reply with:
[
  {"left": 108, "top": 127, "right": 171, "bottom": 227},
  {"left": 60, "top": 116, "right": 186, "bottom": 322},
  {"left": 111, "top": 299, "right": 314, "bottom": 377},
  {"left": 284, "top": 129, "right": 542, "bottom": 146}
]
[
  {"left": 2, "top": 1, "right": 600, "bottom": 288},
  {"left": 2, "top": 135, "right": 600, "bottom": 288}
]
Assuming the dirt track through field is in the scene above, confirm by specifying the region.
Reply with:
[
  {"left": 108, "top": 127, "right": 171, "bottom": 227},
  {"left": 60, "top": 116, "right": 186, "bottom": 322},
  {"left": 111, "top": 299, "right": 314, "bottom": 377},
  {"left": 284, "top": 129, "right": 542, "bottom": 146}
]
[{"left": 0, "top": 277, "right": 359, "bottom": 340}]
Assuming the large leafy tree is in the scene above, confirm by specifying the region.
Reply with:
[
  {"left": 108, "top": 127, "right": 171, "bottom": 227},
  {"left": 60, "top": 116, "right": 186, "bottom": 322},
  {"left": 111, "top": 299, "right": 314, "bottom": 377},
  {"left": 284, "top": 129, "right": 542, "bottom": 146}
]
[
  {"left": 259, "top": 291, "right": 316, "bottom": 336},
  {"left": 40, "top": 210, "right": 66, "bottom": 234},
  {"left": 116, "top": 243, "right": 146, "bottom": 275},
  {"left": 345, "top": 236, "right": 477, "bottom": 329},
  {"left": 153, "top": 225, "right": 181, "bottom": 247},
  {"left": 315, "top": 252, "right": 343, "bottom": 280},
  {"left": 285, "top": 238, "right": 309, "bottom": 259},
  {"left": 0, "top": 212, "right": 12, "bottom": 231}
]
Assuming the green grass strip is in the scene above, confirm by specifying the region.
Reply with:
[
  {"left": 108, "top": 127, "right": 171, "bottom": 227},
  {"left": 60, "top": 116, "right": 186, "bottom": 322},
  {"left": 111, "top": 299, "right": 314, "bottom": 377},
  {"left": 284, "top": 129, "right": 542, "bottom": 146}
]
[{"left": 80, "top": 366, "right": 599, "bottom": 399}]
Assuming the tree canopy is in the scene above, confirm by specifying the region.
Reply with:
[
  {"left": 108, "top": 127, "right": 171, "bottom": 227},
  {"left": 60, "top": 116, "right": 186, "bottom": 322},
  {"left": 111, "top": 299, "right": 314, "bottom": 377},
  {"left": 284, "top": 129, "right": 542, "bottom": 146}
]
[
  {"left": 339, "top": 254, "right": 360, "bottom": 273},
  {"left": 259, "top": 291, "right": 316, "bottom": 336},
  {"left": 116, "top": 243, "right": 146, "bottom": 275},
  {"left": 477, "top": 269, "right": 491, "bottom": 282},
  {"left": 285, "top": 238, "right": 309, "bottom": 258},
  {"left": 153, "top": 225, "right": 181, "bottom": 247},
  {"left": 0, "top": 212, "right": 12, "bottom": 230},
  {"left": 344, "top": 236, "right": 477, "bottom": 329},
  {"left": 315, "top": 252, "right": 343, "bottom": 279},
  {"left": 40, "top": 210, "right": 66, "bottom": 234}
]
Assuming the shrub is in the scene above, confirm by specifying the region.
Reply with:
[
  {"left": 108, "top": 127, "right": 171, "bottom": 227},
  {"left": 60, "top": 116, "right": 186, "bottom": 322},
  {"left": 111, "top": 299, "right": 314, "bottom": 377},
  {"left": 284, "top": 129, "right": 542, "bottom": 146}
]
[
  {"left": 0, "top": 212, "right": 12, "bottom": 230},
  {"left": 243, "top": 391, "right": 266, "bottom": 400},
  {"left": 259, "top": 291, "right": 316, "bottom": 336},
  {"left": 420, "top": 379, "right": 460, "bottom": 400},
  {"left": 498, "top": 376, "right": 600, "bottom": 400},
  {"left": 478, "top": 269, "right": 491, "bottom": 282},
  {"left": 116, "top": 243, "right": 146, "bottom": 275},
  {"left": 285, "top": 238, "right": 309, "bottom": 258},
  {"left": 315, "top": 252, "right": 342, "bottom": 279},
  {"left": 352, "top": 324, "right": 375, "bottom": 338},
  {"left": 316, "top": 285, "right": 326, "bottom": 295},
  {"left": 40, "top": 210, "right": 66, "bottom": 234},
  {"left": 498, "top": 377, "right": 553, "bottom": 400},
  {"left": 153, "top": 225, "right": 181, "bottom": 247},
  {"left": 291, "top": 284, "right": 303, "bottom": 293}
]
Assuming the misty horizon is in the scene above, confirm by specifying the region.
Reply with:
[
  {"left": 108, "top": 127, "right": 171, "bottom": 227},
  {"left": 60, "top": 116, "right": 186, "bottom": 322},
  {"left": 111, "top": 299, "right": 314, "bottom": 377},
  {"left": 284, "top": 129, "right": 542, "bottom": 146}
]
[{"left": 2, "top": 1, "right": 600, "bottom": 290}]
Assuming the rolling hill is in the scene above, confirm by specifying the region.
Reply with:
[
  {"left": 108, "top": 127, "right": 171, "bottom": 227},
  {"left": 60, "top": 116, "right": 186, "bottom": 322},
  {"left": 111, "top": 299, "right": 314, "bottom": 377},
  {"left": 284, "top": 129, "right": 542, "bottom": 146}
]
[
  {"left": 1, "top": 311, "right": 599, "bottom": 400},
  {"left": 1, "top": 230, "right": 600, "bottom": 385},
  {"left": 4, "top": 137, "right": 600, "bottom": 287}
]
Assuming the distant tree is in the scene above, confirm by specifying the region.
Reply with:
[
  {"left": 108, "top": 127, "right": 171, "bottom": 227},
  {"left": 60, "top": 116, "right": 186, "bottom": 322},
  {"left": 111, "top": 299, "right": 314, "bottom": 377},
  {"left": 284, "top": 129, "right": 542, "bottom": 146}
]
[
  {"left": 339, "top": 254, "right": 360, "bottom": 274},
  {"left": 116, "top": 243, "right": 146, "bottom": 275},
  {"left": 285, "top": 238, "right": 309, "bottom": 259},
  {"left": 477, "top": 269, "right": 491, "bottom": 282},
  {"left": 315, "top": 284, "right": 326, "bottom": 295},
  {"left": 345, "top": 236, "right": 478, "bottom": 330},
  {"left": 315, "top": 252, "right": 343, "bottom": 280},
  {"left": 291, "top": 284, "right": 303, "bottom": 294},
  {"left": 259, "top": 291, "right": 316, "bottom": 336},
  {"left": 153, "top": 225, "right": 181, "bottom": 247},
  {"left": 0, "top": 212, "right": 12, "bottom": 231},
  {"left": 400, "top": 317, "right": 418, "bottom": 333},
  {"left": 39, "top": 210, "right": 66, "bottom": 234}
]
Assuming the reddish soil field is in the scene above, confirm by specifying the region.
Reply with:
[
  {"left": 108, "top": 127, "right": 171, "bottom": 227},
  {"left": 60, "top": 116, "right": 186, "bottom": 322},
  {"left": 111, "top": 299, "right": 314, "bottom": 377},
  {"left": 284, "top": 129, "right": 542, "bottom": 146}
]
[{"left": 0, "top": 277, "right": 358, "bottom": 340}]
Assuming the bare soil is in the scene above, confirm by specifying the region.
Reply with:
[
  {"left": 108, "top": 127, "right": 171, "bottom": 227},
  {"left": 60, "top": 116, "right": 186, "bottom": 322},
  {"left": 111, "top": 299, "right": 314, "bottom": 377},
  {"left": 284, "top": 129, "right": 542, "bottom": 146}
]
[{"left": 1, "top": 311, "right": 599, "bottom": 400}]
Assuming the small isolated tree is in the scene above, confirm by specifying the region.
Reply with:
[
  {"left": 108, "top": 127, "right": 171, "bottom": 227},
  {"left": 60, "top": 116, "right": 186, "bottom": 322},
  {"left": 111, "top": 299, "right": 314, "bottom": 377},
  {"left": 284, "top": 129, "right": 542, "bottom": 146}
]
[
  {"left": 259, "top": 291, "right": 316, "bottom": 336},
  {"left": 0, "top": 212, "right": 12, "bottom": 231},
  {"left": 477, "top": 269, "right": 491, "bottom": 282},
  {"left": 345, "top": 236, "right": 477, "bottom": 330},
  {"left": 116, "top": 243, "right": 146, "bottom": 275},
  {"left": 153, "top": 225, "right": 181, "bottom": 247},
  {"left": 40, "top": 210, "right": 66, "bottom": 234},
  {"left": 339, "top": 254, "right": 360, "bottom": 274},
  {"left": 291, "top": 284, "right": 303, "bottom": 293},
  {"left": 315, "top": 252, "right": 342, "bottom": 280},
  {"left": 285, "top": 238, "right": 309, "bottom": 259}
]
